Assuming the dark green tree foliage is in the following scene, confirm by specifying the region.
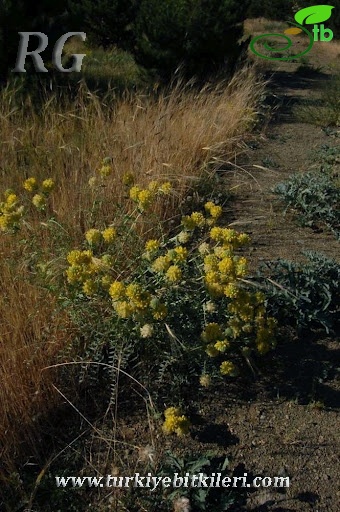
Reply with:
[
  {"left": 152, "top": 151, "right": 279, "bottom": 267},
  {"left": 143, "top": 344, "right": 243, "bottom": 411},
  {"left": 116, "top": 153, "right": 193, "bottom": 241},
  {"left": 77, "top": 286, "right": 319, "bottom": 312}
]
[
  {"left": 247, "top": 0, "right": 293, "bottom": 20},
  {"left": 0, "top": 0, "right": 69, "bottom": 79},
  {"left": 134, "top": 0, "right": 249, "bottom": 77},
  {"left": 67, "top": 0, "right": 249, "bottom": 78},
  {"left": 67, "top": 0, "right": 138, "bottom": 49}
]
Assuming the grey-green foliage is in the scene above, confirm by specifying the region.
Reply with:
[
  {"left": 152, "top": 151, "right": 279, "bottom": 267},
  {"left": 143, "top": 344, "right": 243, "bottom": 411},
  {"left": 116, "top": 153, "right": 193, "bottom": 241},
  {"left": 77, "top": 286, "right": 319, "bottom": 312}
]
[
  {"left": 159, "top": 451, "right": 234, "bottom": 511},
  {"left": 257, "top": 251, "right": 340, "bottom": 333},
  {"left": 275, "top": 169, "right": 340, "bottom": 239}
]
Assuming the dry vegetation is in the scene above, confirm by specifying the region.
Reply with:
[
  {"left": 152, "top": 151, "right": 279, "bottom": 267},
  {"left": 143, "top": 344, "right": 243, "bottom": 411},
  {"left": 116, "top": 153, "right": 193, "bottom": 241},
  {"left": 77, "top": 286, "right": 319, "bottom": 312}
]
[{"left": 0, "top": 66, "right": 264, "bottom": 497}]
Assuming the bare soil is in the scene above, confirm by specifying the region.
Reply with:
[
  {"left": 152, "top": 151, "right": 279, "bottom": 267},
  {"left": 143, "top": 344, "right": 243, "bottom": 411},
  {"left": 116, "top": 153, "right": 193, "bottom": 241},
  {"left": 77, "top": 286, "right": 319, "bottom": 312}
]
[{"left": 210, "top": 57, "right": 340, "bottom": 511}]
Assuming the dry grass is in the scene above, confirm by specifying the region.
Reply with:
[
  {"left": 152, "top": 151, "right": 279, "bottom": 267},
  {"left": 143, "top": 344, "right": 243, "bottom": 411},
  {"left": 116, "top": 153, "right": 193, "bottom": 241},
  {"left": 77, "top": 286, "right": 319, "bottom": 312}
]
[
  {"left": 0, "top": 66, "right": 264, "bottom": 489},
  {"left": 244, "top": 18, "right": 288, "bottom": 37}
]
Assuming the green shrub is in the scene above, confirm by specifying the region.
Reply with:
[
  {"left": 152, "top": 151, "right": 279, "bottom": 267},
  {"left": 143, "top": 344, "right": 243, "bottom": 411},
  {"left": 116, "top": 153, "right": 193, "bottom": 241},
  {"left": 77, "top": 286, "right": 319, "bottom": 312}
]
[
  {"left": 257, "top": 252, "right": 340, "bottom": 334},
  {"left": 275, "top": 168, "right": 340, "bottom": 239},
  {"left": 68, "top": 0, "right": 250, "bottom": 79},
  {"left": 68, "top": 0, "right": 138, "bottom": 49},
  {"left": 134, "top": 0, "right": 249, "bottom": 77}
]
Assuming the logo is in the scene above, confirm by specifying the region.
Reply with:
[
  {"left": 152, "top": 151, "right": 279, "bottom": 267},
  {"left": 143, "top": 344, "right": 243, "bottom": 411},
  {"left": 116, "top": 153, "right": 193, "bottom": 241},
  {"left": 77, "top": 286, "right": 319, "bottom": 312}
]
[
  {"left": 12, "top": 32, "right": 86, "bottom": 73},
  {"left": 249, "top": 5, "right": 334, "bottom": 61}
]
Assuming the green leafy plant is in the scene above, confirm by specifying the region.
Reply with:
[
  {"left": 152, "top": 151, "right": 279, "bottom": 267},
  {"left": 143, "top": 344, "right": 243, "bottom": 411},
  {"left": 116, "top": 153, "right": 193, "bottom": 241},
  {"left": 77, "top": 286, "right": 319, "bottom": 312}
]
[
  {"left": 256, "top": 251, "right": 340, "bottom": 333},
  {"left": 159, "top": 451, "right": 234, "bottom": 511},
  {"left": 274, "top": 169, "right": 340, "bottom": 239},
  {"left": 62, "top": 174, "right": 277, "bottom": 408}
]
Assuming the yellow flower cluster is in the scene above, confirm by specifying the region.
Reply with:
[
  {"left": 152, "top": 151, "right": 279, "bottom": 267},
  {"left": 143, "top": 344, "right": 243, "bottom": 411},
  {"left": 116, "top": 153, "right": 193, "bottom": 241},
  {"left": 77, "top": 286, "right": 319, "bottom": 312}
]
[
  {"left": 204, "top": 201, "right": 222, "bottom": 224},
  {"left": 42, "top": 178, "right": 55, "bottom": 193},
  {"left": 151, "top": 245, "right": 188, "bottom": 279},
  {"left": 201, "top": 228, "right": 250, "bottom": 298},
  {"left": 22, "top": 176, "right": 55, "bottom": 211},
  {"left": 129, "top": 181, "right": 172, "bottom": 211},
  {"left": 226, "top": 290, "right": 277, "bottom": 352},
  {"left": 165, "top": 265, "right": 182, "bottom": 283},
  {"left": 143, "top": 239, "right": 160, "bottom": 260},
  {"left": 0, "top": 191, "right": 25, "bottom": 231},
  {"left": 66, "top": 249, "right": 101, "bottom": 289},
  {"left": 85, "top": 227, "right": 117, "bottom": 245},
  {"left": 181, "top": 211, "right": 205, "bottom": 230},
  {"left": 23, "top": 177, "right": 38, "bottom": 193},
  {"left": 85, "top": 228, "right": 102, "bottom": 245},
  {"left": 162, "top": 407, "right": 191, "bottom": 436},
  {"left": 108, "top": 280, "right": 166, "bottom": 320},
  {"left": 201, "top": 323, "right": 231, "bottom": 358}
]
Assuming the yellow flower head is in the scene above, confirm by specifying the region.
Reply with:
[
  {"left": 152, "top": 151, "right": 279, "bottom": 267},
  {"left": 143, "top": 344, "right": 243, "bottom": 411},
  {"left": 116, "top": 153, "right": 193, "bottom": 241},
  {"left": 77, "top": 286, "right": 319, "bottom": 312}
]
[
  {"left": 122, "top": 172, "right": 135, "bottom": 186},
  {"left": 198, "top": 242, "right": 210, "bottom": 256},
  {"left": 99, "top": 165, "right": 112, "bottom": 177},
  {"left": 23, "top": 177, "right": 38, "bottom": 193},
  {"left": 181, "top": 215, "right": 196, "bottom": 231},
  {"left": 102, "top": 227, "right": 116, "bottom": 243},
  {"left": 114, "top": 300, "right": 133, "bottom": 318},
  {"left": 204, "top": 301, "right": 216, "bottom": 313},
  {"left": 159, "top": 181, "right": 172, "bottom": 194},
  {"left": 140, "top": 324, "right": 154, "bottom": 338},
  {"left": 224, "top": 283, "right": 239, "bottom": 299},
  {"left": 148, "top": 180, "right": 159, "bottom": 192},
  {"left": 109, "top": 281, "right": 126, "bottom": 300},
  {"left": 205, "top": 343, "right": 219, "bottom": 357},
  {"left": 152, "top": 255, "right": 171, "bottom": 273},
  {"left": 137, "top": 189, "right": 153, "bottom": 210},
  {"left": 5, "top": 193, "right": 18, "bottom": 208},
  {"left": 165, "top": 265, "right": 182, "bottom": 283},
  {"left": 42, "top": 178, "right": 55, "bottom": 193},
  {"left": 67, "top": 249, "right": 93, "bottom": 266},
  {"left": 85, "top": 228, "right": 102, "bottom": 245},
  {"left": 101, "top": 275, "right": 112, "bottom": 290},
  {"left": 214, "top": 340, "right": 231, "bottom": 353},
  {"left": 201, "top": 322, "right": 223, "bottom": 342},
  {"left": 237, "top": 233, "right": 251, "bottom": 246},
  {"left": 205, "top": 201, "right": 222, "bottom": 219},
  {"left": 218, "top": 257, "right": 234, "bottom": 276},
  {"left": 152, "top": 302, "right": 167, "bottom": 320},
  {"left": 32, "top": 194, "right": 46, "bottom": 209},
  {"left": 220, "top": 360, "right": 238, "bottom": 376},
  {"left": 173, "top": 246, "right": 188, "bottom": 263},
  {"left": 82, "top": 279, "right": 97, "bottom": 296},
  {"left": 162, "top": 407, "right": 190, "bottom": 436},
  {"left": 177, "top": 230, "right": 191, "bottom": 244},
  {"left": 66, "top": 264, "right": 84, "bottom": 284},
  {"left": 235, "top": 257, "right": 247, "bottom": 277},
  {"left": 199, "top": 374, "right": 211, "bottom": 387},
  {"left": 190, "top": 211, "right": 205, "bottom": 228},
  {"left": 145, "top": 239, "right": 160, "bottom": 252},
  {"left": 129, "top": 186, "right": 141, "bottom": 201},
  {"left": 101, "top": 254, "right": 114, "bottom": 267}
]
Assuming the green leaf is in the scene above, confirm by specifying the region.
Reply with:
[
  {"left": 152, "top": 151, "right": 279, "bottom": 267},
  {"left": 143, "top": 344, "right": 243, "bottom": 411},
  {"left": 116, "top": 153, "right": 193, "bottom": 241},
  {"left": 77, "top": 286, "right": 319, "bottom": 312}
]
[{"left": 294, "top": 5, "right": 334, "bottom": 25}]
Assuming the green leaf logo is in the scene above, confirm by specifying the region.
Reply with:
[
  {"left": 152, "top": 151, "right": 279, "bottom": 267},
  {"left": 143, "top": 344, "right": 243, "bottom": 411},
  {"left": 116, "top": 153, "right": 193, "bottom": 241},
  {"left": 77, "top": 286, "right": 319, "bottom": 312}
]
[{"left": 294, "top": 5, "right": 334, "bottom": 25}]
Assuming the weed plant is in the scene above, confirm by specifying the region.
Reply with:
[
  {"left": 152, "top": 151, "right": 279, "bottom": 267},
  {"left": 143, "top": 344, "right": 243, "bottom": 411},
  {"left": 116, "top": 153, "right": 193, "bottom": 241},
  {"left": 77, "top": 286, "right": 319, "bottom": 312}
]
[
  {"left": 0, "top": 68, "right": 264, "bottom": 509},
  {"left": 275, "top": 168, "right": 340, "bottom": 239},
  {"left": 256, "top": 251, "right": 340, "bottom": 334}
]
